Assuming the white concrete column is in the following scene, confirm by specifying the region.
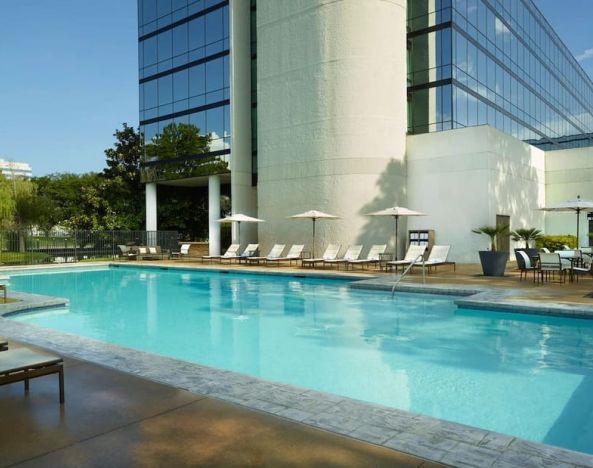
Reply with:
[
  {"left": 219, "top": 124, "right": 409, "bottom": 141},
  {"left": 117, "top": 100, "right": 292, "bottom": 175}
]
[
  {"left": 208, "top": 175, "right": 221, "bottom": 255},
  {"left": 145, "top": 182, "right": 157, "bottom": 231},
  {"left": 230, "top": 0, "right": 258, "bottom": 243}
]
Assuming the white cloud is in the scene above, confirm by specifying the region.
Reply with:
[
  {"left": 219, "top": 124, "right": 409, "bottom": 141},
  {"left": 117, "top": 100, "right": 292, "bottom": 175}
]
[
  {"left": 576, "top": 48, "right": 593, "bottom": 62},
  {"left": 495, "top": 17, "right": 510, "bottom": 35}
]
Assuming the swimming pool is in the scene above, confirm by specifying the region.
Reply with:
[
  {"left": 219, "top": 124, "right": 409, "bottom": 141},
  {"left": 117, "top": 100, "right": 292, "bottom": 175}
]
[{"left": 6, "top": 266, "right": 593, "bottom": 454}]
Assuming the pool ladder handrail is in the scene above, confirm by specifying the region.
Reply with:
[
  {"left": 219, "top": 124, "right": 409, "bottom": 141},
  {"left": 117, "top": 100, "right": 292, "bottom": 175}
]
[{"left": 391, "top": 254, "right": 426, "bottom": 297}]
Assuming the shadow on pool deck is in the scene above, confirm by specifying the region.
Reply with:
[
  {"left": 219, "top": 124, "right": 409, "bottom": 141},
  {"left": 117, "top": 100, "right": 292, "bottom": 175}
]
[{"left": 0, "top": 341, "right": 442, "bottom": 468}]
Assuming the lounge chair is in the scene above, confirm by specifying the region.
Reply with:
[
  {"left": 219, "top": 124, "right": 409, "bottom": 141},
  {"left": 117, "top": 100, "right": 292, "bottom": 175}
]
[
  {"left": 302, "top": 244, "right": 341, "bottom": 268},
  {"left": 117, "top": 245, "right": 137, "bottom": 260},
  {"left": 416, "top": 245, "right": 456, "bottom": 272},
  {"left": 347, "top": 244, "right": 387, "bottom": 270},
  {"left": 0, "top": 342, "right": 7, "bottom": 351},
  {"left": 201, "top": 244, "right": 240, "bottom": 263},
  {"left": 236, "top": 244, "right": 260, "bottom": 263},
  {"left": 572, "top": 256, "right": 593, "bottom": 282},
  {"left": 385, "top": 244, "right": 426, "bottom": 272},
  {"left": 265, "top": 244, "right": 305, "bottom": 266},
  {"left": 0, "top": 348, "right": 64, "bottom": 403},
  {"left": 323, "top": 245, "right": 363, "bottom": 269},
  {"left": 171, "top": 243, "right": 191, "bottom": 260},
  {"left": 540, "top": 247, "right": 551, "bottom": 253},
  {"left": 246, "top": 244, "right": 286, "bottom": 265}
]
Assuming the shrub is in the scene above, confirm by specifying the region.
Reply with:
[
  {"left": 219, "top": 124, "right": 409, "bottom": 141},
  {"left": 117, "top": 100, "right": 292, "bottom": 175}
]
[{"left": 535, "top": 235, "right": 577, "bottom": 251}]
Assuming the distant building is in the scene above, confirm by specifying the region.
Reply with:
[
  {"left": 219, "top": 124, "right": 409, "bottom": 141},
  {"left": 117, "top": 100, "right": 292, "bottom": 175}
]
[{"left": 0, "top": 159, "right": 32, "bottom": 179}]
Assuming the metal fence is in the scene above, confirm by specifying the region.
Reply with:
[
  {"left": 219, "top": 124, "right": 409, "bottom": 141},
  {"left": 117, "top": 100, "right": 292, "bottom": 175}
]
[{"left": 0, "top": 230, "right": 179, "bottom": 266}]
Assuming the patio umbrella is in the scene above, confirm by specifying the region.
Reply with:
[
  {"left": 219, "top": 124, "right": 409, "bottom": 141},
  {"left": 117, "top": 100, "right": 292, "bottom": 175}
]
[
  {"left": 217, "top": 213, "right": 264, "bottom": 244},
  {"left": 538, "top": 195, "right": 593, "bottom": 246},
  {"left": 367, "top": 207, "right": 426, "bottom": 260},
  {"left": 289, "top": 210, "right": 340, "bottom": 258}
]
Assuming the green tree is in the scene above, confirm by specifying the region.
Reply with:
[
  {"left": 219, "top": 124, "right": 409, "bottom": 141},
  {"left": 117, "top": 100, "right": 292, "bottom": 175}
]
[
  {"left": 102, "top": 123, "right": 144, "bottom": 229},
  {"left": 11, "top": 179, "right": 44, "bottom": 251},
  {"left": 145, "top": 122, "right": 211, "bottom": 160},
  {"left": 0, "top": 175, "right": 15, "bottom": 227}
]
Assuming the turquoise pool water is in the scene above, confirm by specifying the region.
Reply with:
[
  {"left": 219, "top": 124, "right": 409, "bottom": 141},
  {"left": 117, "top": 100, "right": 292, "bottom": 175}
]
[{"left": 6, "top": 266, "right": 593, "bottom": 454}]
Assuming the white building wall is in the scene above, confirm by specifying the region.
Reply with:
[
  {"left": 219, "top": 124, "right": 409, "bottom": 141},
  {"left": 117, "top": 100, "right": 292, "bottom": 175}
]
[
  {"left": 545, "top": 146, "right": 593, "bottom": 246},
  {"left": 229, "top": 0, "right": 258, "bottom": 245},
  {"left": 256, "top": 0, "right": 408, "bottom": 257},
  {"left": 406, "top": 126, "right": 546, "bottom": 262}
]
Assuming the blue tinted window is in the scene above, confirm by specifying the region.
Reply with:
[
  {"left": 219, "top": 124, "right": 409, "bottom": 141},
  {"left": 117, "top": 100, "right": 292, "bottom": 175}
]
[
  {"left": 144, "top": 80, "right": 158, "bottom": 109},
  {"left": 172, "top": 24, "right": 188, "bottom": 57},
  {"left": 157, "top": 30, "right": 172, "bottom": 61},
  {"left": 205, "top": 58, "right": 223, "bottom": 93},
  {"left": 142, "top": 0, "right": 157, "bottom": 25},
  {"left": 143, "top": 37, "right": 157, "bottom": 66},
  {"left": 158, "top": 75, "right": 173, "bottom": 104},
  {"left": 173, "top": 69, "right": 189, "bottom": 101}
]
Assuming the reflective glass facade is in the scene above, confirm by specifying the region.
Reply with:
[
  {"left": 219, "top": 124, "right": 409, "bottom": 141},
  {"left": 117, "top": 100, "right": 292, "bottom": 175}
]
[
  {"left": 138, "top": 0, "right": 230, "bottom": 182},
  {"left": 407, "top": 0, "right": 593, "bottom": 150}
]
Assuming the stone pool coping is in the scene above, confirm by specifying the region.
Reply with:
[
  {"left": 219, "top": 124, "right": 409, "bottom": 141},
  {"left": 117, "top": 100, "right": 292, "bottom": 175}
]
[
  {"left": 353, "top": 277, "right": 593, "bottom": 319},
  {"left": 2, "top": 264, "right": 593, "bottom": 466}
]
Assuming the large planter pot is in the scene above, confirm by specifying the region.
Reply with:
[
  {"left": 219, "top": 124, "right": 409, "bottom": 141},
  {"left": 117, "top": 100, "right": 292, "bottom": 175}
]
[{"left": 478, "top": 251, "right": 509, "bottom": 277}]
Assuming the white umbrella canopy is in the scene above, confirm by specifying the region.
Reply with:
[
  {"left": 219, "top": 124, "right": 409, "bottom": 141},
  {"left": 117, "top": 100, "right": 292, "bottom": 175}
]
[
  {"left": 289, "top": 210, "right": 340, "bottom": 257},
  {"left": 367, "top": 206, "right": 427, "bottom": 260},
  {"left": 538, "top": 195, "right": 593, "bottom": 246},
  {"left": 218, "top": 213, "right": 264, "bottom": 244}
]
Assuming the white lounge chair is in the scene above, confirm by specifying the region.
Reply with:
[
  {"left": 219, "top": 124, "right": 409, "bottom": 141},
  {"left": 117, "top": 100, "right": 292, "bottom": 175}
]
[
  {"left": 347, "top": 244, "right": 387, "bottom": 270},
  {"left": 265, "top": 244, "right": 304, "bottom": 266},
  {"left": 236, "top": 244, "right": 260, "bottom": 263},
  {"left": 324, "top": 245, "right": 363, "bottom": 269},
  {"left": 201, "top": 244, "right": 240, "bottom": 263},
  {"left": 414, "top": 245, "right": 455, "bottom": 272},
  {"left": 246, "top": 244, "right": 286, "bottom": 265},
  {"left": 385, "top": 244, "right": 427, "bottom": 272},
  {"left": 171, "top": 243, "right": 191, "bottom": 260},
  {"left": 302, "top": 244, "right": 341, "bottom": 268}
]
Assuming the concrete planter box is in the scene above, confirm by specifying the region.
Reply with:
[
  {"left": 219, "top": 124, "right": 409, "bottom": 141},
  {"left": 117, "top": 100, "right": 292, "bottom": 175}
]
[{"left": 478, "top": 251, "right": 508, "bottom": 277}]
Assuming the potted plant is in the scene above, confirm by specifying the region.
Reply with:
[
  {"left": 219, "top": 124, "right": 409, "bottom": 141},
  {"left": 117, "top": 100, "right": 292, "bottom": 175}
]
[
  {"left": 511, "top": 227, "right": 542, "bottom": 258},
  {"left": 511, "top": 228, "right": 542, "bottom": 249},
  {"left": 472, "top": 225, "right": 510, "bottom": 276}
]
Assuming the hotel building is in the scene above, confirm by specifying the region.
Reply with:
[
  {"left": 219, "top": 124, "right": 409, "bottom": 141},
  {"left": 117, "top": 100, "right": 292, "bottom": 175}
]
[
  {"left": 138, "top": 0, "right": 593, "bottom": 262},
  {"left": 0, "top": 159, "right": 33, "bottom": 179}
]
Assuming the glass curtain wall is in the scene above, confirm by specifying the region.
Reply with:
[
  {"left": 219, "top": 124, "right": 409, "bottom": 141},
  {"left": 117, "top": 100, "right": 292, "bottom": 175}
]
[
  {"left": 138, "top": 0, "right": 231, "bottom": 182},
  {"left": 407, "top": 0, "right": 593, "bottom": 150}
]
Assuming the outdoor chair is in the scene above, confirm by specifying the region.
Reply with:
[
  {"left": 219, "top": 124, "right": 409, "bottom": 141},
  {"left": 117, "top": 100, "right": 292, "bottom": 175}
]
[
  {"left": 265, "top": 245, "right": 304, "bottom": 266},
  {"left": 323, "top": 245, "right": 363, "bottom": 269},
  {"left": 236, "top": 244, "right": 260, "bottom": 263},
  {"left": 0, "top": 342, "right": 7, "bottom": 351},
  {"left": 117, "top": 245, "right": 137, "bottom": 260},
  {"left": 0, "top": 348, "right": 64, "bottom": 403},
  {"left": 201, "top": 244, "right": 240, "bottom": 263},
  {"left": 385, "top": 244, "right": 427, "bottom": 272},
  {"left": 571, "top": 256, "right": 593, "bottom": 282},
  {"left": 302, "top": 244, "right": 341, "bottom": 268},
  {"left": 346, "top": 245, "right": 387, "bottom": 270},
  {"left": 416, "top": 245, "right": 456, "bottom": 272},
  {"left": 171, "top": 243, "right": 191, "bottom": 260},
  {"left": 540, "top": 247, "right": 551, "bottom": 253},
  {"left": 0, "top": 275, "right": 8, "bottom": 303},
  {"left": 246, "top": 244, "right": 286, "bottom": 265},
  {"left": 538, "top": 252, "right": 568, "bottom": 283},
  {"left": 137, "top": 246, "right": 164, "bottom": 260},
  {"left": 514, "top": 250, "right": 537, "bottom": 281}
]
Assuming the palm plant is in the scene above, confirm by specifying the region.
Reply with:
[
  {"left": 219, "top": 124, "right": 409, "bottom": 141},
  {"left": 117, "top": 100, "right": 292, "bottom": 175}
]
[
  {"left": 471, "top": 225, "right": 509, "bottom": 251},
  {"left": 510, "top": 228, "right": 542, "bottom": 248}
]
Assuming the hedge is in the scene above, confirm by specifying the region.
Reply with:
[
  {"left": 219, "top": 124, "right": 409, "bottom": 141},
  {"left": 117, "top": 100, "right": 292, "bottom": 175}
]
[{"left": 535, "top": 235, "right": 577, "bottom": 252}]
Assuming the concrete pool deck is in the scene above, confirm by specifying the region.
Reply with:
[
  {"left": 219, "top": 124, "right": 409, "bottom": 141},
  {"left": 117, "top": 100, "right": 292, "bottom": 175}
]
[
  {"left": 0, "top": 340, "right": 438, "bottom": 467},
  {"left": 2, "top": 261, "right": 593, "bottom": 467}
]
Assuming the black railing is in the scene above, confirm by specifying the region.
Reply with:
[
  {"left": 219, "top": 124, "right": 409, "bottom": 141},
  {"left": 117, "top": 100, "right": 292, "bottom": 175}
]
[{"left": 0, "top": 230, "right": 178, "bottom": 266}]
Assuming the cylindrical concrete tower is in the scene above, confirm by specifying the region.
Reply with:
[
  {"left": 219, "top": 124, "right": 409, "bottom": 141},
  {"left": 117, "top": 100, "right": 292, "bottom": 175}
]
[{"left": 256, "top": 0, "right": 408, "bottom": 256}]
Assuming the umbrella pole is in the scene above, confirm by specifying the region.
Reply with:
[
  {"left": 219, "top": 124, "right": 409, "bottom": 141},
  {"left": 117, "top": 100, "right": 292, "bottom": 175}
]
[
  {"left": 394, "top": 215, "right": 399, "bottom": 261},
  {"left": 312, "top": 218, "right": 316, "bottom": 259},
  {"left": 238, "top": 221, "right": 241, "bottom": 246},
  {"left": 577, "top": 209, "right": 580, "bottom": 248}
]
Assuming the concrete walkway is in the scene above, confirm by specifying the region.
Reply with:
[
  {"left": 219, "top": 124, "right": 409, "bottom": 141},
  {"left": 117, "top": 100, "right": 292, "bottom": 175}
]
[{"left": 0, "top": 341, "right": 441, "bottom": 468}]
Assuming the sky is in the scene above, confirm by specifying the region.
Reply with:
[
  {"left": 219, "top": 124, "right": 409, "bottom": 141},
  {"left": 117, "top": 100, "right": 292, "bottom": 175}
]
[
  {"left": 0, "top": 1, "right": 138, "bottom": 176},
  {"left": 0, "top": 1, "right": 592, "bottom": 176}
]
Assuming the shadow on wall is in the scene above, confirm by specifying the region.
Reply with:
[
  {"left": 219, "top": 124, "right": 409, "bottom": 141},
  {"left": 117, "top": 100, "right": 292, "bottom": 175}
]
[
  {"left": 489, "top": 130, "right": 545, "bottom": 241},
  {"left": 356, "top": 159, "right": 407, "bottom": 257}
]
